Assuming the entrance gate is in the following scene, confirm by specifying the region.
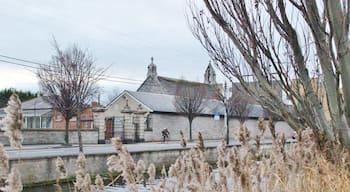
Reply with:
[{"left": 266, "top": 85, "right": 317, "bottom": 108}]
[{"left": 104, "top": 116, "right": 124, "bottom": 142}]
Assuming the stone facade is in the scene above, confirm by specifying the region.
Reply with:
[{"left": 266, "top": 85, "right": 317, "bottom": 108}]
[
  {"left": 105, "top": 91, "right": 294, "bottom": 143},
  {"left": 93, "top": 108, "right": 106, "bottom": 142},
  {"left": 145, "top": 113, "right": 294, "bottom": 142},
  {"left": 102, "top": 59, "right": 294, "bottom": 143},
  {"left": 104, "top": 92, "right": 150, "bottom": 143}
]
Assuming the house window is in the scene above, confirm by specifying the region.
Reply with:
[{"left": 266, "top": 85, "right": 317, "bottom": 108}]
[
  {"left": 34, "top": 117, "right": 40, "bottom": 128},
  {"left": 41, "top": 117, "right": 52, "bottom": 128},
  {"left": 27, "top": 117, "right": 34, "bottom": 128},
  {"left": 145, "top": 115, "right": 152, "bottom": 131}
]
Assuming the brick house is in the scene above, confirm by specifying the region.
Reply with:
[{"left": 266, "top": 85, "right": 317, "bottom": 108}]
[
  {"left": 52, "top": 105, "right": 95, "bottom": 129},
  {"left": 0, "top": 96, "right": 99, "bottom": 129}
]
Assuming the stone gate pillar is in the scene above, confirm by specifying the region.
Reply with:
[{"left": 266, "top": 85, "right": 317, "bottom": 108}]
[
  {"left": 121, "top": 100, "right": 134, "bottom": 143},
  {"left": 121, "top": 103, "right": 147, "bottom": 143}
]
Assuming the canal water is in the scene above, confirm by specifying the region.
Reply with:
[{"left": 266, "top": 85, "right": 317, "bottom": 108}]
[{"left": 23, "top": 182, "right": 155, "bottom": 192}]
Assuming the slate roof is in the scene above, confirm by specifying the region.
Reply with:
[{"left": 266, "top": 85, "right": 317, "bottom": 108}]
[
  {"left": 0, "top": 96, "right": 53, "bottom": 117},
  {"left": 137, "top": 76, "right": 220, "bottom": 99},
  {"left": 122, "top": 91, "right": 266, "bottom": 118},
  {"left": 158, "top": 76, "right": 219, "bottom": 98},
  {"left": 21, "top": 96, "right": 52, "bottom": 110}
]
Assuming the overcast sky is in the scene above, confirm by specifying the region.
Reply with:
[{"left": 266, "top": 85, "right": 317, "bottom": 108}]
[{"left": 0, "top": 0, "right": 226, "bottom": 102}]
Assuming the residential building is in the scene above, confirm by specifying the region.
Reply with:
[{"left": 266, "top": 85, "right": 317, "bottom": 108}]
[{"left": 0, "top": 96, "right": 98, "bottom": 129}]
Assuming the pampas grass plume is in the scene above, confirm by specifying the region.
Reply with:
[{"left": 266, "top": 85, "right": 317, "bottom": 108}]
[
  {"left": 2, "top": 94, "right": 23, "bottom": 148},
  {"left": 95, "top": 174, "right": 104, "bottom": 191}
]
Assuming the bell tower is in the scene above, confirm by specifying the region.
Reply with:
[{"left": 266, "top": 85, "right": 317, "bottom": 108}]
[
  {"left": 147, "top": 57, "right": 157, "bottom": 79},
  {"left": 204, "top": 61, "right": 217, "bottom": 84}
]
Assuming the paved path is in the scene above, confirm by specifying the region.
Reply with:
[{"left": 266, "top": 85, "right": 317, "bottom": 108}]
[
  {"left": 5, "top": 140, "right": 230, "bottom": 160},
  {"left": 5, "top": 139, "right": 293, "bottom": 160}
]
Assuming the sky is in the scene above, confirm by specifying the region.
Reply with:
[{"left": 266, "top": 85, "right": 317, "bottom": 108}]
[{"left": 0, "top": 0, "right": 226, "bottom": 102}]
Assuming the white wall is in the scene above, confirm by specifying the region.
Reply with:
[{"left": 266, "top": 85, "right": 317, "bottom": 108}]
[{"left": 144, "top": 113, "right": 294, "bottom": 142}]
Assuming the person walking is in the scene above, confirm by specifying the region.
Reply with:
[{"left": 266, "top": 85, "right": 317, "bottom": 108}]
[{"left": 162, "top": 128, "right": 170, "bottom": 143}]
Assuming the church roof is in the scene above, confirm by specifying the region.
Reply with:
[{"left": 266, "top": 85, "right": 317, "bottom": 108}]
[
  {"left": 158, "top": 76, "right": 219, "bottom": 98},
  {"left": 137, "top": 76, "right": 220, "bottom": 99},
  {"left": 137, "top": 58, "right": 220, "bottom": 99}
]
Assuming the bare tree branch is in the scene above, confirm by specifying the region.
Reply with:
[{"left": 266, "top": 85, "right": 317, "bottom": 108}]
[{"left": 188, "top": 0, "right": 350, "bottom": 147}]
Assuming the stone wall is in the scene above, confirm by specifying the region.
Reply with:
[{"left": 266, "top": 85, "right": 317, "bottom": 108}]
[
  {"left": 144, "top": 113, "right": 294, "bottom": 141},
  {"left": 13, "top": 145, "right": 219, "bottom": 185},
  {"left": 0, "top": 129, "right": 98, "bottom": 145}
]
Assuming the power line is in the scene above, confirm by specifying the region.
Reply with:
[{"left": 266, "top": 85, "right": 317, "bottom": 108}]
[
  {"left": 0, "top": 59, "right": 38, "bottom": 69},
  {"left": 0, "top": 54, "right": 47, "bottom": 66},
  {"left": 102, "top": 75, "right": 143, "bottom": 82},
  {"left": 0, "top": 54, "right": 144, "bottom": 84},
  {"left": 0, "top": 59, "right": 143, "bottom": 85}
]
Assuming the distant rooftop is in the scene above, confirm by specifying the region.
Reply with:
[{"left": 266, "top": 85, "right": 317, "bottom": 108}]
[
  {"left": 112, "top": 90, "right": 267, "bottom": 118},
  {"left": 137, "top": 75, "right": 220, "bottom": 99}
]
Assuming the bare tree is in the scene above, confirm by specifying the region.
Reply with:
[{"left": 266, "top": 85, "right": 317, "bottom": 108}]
[
  {"left": 174, "top": 82, "right": 205, "bottom": 141},
  {"left": 189, "top": 0, "right": 350, "bottom": 147},
  {"left": 229, "top": 92, "right": 252, "bottom": 125},
  {"left": 217, "top": 82, "right": 252, "bottom": 144},
  {"left": 37, "top": 41, "right": 104, "bottom": 151},
  {"left": 37, "top": 63, "right": 76, "bottom": 146}
]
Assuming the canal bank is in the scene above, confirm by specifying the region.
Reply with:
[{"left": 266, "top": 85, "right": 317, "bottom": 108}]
[{"left": 6, "top": 139, "right": 290, "bottom": 190}]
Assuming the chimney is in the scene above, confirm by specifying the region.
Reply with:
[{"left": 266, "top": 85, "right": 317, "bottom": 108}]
[{"left": 91, "top": 101, "right": 98, "bottom": 108}]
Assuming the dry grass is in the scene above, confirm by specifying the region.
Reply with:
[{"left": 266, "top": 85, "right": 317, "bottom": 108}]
[{"left": 103, "top": 120, "right": 350, "bottom": 192}]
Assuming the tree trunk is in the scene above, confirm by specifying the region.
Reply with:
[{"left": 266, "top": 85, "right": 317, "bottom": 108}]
[
  {"left": 77, "top": 107, "right": 83, "bottom": 152},
  {"left": 64, "top": 117, "right": 70, "bottom": 145},
  {"left": 327, "top": 1, "right": 350, "bottom": 146},
  {"left": 189, "top": 118, "right": 193, "bottom": 141},
  {"left": 225, "top": 108, "right": 229, "bottom": 145}
]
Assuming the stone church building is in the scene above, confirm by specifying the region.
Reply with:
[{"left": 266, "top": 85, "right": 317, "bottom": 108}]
[
  {"left": 137, "top": 57, "right": 219, "bottom": 99},
  {"left": 101, "top": 58, "right": 293, "bottom": 143}
]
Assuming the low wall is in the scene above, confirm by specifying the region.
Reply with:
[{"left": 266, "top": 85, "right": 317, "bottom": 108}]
[
  {"left": 0, "top": 128, "right": 99, "bottom": 145},
  {"left": 11, "top": 145, "right": 219, "bottom": 185},
  {"left": 11, "top": 141, "right": 283, "bottom": 186}
]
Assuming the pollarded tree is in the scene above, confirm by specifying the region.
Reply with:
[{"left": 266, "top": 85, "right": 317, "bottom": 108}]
[
  {"left": 174, "top": 81, "right": 205, "bottom": 141},
  {"left": 37, "top": 41, "right": 104, "bottom": 151},
  {"left": 189, "top": 0, "right": 350, "bottom": 147}
]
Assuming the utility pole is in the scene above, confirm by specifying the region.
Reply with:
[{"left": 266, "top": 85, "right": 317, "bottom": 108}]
[{"left": 224, "top": 82, "right": 229, "bottom": 144}]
